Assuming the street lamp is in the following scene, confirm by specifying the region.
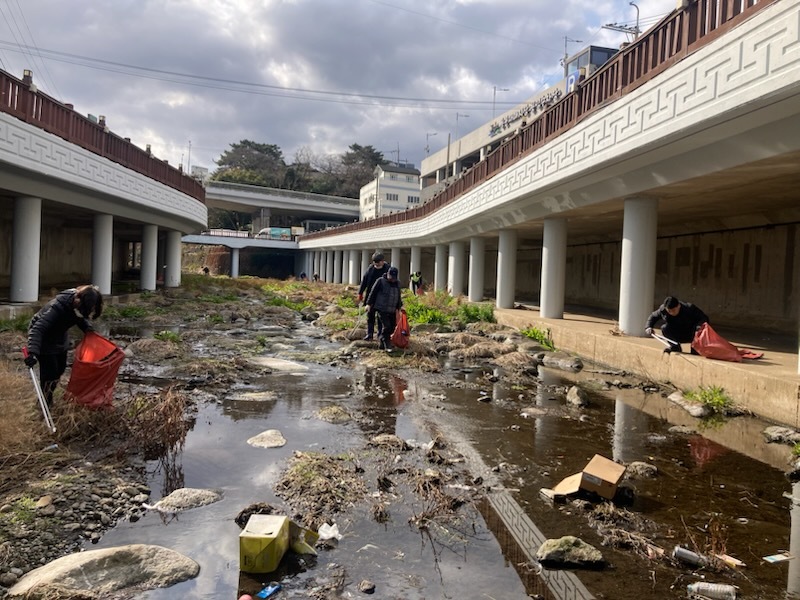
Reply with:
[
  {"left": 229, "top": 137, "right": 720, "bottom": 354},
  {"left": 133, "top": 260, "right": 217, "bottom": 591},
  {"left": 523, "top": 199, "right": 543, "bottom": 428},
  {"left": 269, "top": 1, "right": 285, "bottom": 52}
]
[
  {"left": 629, "top": 2, "right": 640, "bottom": 38},
  {"left": 492, "top": 86, "right": 509, "bottom": 119},
  {"left": 455, "top": 112, "right": 469, "bottom": 141},
  {"left": 455, "top": 112, "right": 470, "bottom": 172},
  {"left": 425, "top": 132, "right": 437, "bottom": 155}
]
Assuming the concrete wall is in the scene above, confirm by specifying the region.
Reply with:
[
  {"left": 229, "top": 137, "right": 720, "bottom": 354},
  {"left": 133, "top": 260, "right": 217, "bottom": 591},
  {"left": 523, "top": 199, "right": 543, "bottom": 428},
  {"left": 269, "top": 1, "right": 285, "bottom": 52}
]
[{"left": 564, "top": 224, "right": 800, "bottom": 330}]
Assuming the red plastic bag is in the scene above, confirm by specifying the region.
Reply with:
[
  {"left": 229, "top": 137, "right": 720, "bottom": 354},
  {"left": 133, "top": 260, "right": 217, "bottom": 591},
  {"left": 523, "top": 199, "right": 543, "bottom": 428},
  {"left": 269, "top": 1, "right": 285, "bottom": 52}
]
[
  {"left": 65, "top": 332, "right": 125, "bottom": 408},
  {"left": 391, "top": 310, "right": 410, "bottom": 349},
  {"left": 691, "top": 323, "right": 763, "bottom": 362}
]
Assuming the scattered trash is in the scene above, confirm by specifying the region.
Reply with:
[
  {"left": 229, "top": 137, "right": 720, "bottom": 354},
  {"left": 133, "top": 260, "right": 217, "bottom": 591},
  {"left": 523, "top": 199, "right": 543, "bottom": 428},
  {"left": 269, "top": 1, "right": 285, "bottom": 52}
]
[
  {"left": 255, "top": 582, "right": 281, "bottom": 598},
  {"left": 686, "top": 581, "right": 738, "bottom": 599},
  {"left": 240, "top": 515, "right": 317, "bottom": 574},
  {"left": 672, "top": 545, "right": 708, "bottom": 567},
  {"left": 317, "top": 522, "right": 342, "bottom": 541},
  {"left": 552, "top": 454, "right": 627, "bottom": 500},
  {"left": 763, "top": 550, "right": 794, "bottom": 563},
  {"left": 42, "top": 444, "right": 59, "bottom": 452},
  {"left": 715, "top": 553, "right": 746, "bottom": 568}
]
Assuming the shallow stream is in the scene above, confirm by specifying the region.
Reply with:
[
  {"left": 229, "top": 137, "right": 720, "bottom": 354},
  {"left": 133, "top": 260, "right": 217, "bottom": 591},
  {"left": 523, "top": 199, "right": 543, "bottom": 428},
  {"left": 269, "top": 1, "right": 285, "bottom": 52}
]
[{"left": 96, "top": 319, "right": 799, "bottom": 599}]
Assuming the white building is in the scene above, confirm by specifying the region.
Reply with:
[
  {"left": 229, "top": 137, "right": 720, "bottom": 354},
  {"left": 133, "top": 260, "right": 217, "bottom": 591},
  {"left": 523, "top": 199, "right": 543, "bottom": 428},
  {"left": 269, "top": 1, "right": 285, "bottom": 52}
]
[{"left": 359, "top": 163, "right": 421, "bottom": 220}]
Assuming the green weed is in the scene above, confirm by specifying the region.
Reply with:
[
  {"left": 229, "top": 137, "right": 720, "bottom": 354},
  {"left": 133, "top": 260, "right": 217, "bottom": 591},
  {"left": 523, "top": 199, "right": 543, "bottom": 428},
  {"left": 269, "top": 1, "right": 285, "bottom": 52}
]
[
  {"left": 154, "top": 330, "right": 181, "bottom": 343},
  {"left": 456, "top": 302, "right": 495, "bottom": 324},
  {"left": 686, "top": 385, "right": 733, "bottom": 414},
  {"left": 266, "top": 296, "right": 311, "bottom": 312},
  {"left": 0, "top": 315, "right": 30, "bottom": 332},
  {"left": 521, "top": 325, "right": 556, "bottom": 351}
]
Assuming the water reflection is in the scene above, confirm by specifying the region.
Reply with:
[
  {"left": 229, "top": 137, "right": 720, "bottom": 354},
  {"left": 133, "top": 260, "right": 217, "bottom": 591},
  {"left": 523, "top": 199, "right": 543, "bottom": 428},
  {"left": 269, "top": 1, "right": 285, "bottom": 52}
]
[{"left": 789, "top": 482, "right": 800, "bottom": 598}]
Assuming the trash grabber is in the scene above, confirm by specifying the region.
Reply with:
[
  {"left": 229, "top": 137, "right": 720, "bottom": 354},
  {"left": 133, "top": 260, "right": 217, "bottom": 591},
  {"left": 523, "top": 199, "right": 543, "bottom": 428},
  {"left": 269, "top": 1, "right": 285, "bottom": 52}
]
[
  {"left": 350, "top": 305, "right": 365, "bottom": 338},
  {"left": 650, "top": 332, "right": 678, "bottom": 349},
  {"left": 22, "top": 347, "right": 56, "bottom": 434}
]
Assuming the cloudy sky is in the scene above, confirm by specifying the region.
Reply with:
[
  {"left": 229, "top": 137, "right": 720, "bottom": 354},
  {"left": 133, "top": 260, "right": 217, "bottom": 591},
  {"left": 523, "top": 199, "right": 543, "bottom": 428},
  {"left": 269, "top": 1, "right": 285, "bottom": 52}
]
[{"left": 0, "top": 0, "right": 676, "bottom": 175}]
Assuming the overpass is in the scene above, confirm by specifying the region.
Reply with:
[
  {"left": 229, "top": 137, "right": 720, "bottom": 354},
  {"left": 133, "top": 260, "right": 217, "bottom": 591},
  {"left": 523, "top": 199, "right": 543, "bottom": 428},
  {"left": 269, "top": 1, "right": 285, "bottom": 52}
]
[{"left": 184, "top": 182, "right": 360, "bottom": 277}]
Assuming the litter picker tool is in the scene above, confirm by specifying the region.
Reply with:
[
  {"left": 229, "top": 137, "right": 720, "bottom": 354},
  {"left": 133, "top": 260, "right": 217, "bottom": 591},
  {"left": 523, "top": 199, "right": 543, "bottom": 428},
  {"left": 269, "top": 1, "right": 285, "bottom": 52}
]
[
  {"left": 22, "top": 347, "right": 56, "bottom": 434},
  {"left": 650, "top": 332, "right": 677, "bottom": 349}
]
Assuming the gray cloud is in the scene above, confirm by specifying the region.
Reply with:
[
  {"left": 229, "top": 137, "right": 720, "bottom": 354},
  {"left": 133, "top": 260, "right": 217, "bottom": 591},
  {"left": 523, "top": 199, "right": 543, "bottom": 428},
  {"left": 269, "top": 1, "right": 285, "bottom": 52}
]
[{"left": 1, "top": 0, "right": 675, "bottom": 176}]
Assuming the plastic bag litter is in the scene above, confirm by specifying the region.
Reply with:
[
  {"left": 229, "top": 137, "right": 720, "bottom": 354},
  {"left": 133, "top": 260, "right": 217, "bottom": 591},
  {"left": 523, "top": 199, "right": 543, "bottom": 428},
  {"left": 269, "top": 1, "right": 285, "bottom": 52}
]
[{"left": 317, "top": 522, "right": 342, "bottom": 541}]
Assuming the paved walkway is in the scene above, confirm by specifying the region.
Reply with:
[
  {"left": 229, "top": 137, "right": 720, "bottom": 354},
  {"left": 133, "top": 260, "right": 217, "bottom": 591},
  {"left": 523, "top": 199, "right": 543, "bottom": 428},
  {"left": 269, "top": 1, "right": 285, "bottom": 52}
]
[{"left": 495, "top": 305, "right": 800, "bottom": 428}]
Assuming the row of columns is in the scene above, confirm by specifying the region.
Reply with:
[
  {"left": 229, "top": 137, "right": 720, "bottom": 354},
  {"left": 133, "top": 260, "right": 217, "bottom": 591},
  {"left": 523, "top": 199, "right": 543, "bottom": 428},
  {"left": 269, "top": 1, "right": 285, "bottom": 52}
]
[
  {"left": 9, "top": 195, "right": 183, "bottom": 303},
  {"left": 302, "top": 197, "right": 659, "bottom": 337}
]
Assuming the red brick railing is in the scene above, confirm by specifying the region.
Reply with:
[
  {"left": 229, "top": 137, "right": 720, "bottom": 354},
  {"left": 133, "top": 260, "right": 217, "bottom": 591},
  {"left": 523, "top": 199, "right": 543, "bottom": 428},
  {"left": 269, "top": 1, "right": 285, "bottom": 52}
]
[
  {"left": 303, "top": 0, "right": 778, "bottom": 241},
  {"left": 0, "top": 70, "right": 205, "bottom": 203}
]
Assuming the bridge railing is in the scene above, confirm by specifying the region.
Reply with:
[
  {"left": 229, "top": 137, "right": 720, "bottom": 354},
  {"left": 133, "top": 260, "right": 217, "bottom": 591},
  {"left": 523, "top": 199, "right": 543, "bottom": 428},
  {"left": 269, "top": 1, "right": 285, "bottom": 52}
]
[
  {"left": 0, "top": 69, "right": 205, "bottom": 203},
  {"left": 301, "top": 0, "right": 778, "bottom": 242},
  {"left": 207, "top": 181, "right": 359, "bottom": 207}
]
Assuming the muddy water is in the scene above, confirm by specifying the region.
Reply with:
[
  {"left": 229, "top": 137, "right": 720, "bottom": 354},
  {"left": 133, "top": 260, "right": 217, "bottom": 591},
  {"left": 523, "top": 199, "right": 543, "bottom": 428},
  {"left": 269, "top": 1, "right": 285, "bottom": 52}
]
[
  {"left": 97, "top": 320, "right": 799, "bottom": 600},
  {"left": 94, "top": 356, "right": 529, "bottom": 599},
  {"left": 406, "top": 364, "right": 799, "bottom": 599}
]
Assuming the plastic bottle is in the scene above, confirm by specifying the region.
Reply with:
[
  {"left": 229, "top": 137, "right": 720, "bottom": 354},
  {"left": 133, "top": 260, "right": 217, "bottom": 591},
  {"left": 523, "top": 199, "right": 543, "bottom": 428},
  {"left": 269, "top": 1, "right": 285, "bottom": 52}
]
[
  {"left": 686, "top": 582, "right": 737, "bottom": 599},
  {"left": 672, "top": 545, "right": 708, "bottom": 567}
]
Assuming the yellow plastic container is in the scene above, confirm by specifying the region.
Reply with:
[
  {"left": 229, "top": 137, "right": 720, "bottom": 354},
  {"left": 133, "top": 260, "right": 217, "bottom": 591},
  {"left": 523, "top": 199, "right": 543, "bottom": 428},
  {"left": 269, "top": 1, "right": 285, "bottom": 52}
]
[{"left": 239, "top": 514, "right": 290, "bottom": 573}]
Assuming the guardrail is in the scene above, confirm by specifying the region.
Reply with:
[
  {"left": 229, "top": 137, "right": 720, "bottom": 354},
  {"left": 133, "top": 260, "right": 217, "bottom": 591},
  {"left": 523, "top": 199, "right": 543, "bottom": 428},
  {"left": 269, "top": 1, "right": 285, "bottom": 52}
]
[
  {"left": 302, "top": 0, "right": 778, "bottom": 241},
  {"left": 207, "top": 181, "right": 359, "bottom": 207},
  {"left": 0, "top": 69, "right": 205, "bottom": 203}
]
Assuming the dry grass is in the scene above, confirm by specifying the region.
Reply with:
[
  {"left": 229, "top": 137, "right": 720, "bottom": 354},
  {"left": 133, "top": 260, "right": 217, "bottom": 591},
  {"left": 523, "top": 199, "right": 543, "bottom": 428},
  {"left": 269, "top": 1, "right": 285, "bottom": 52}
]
[
  {"left": 449, "top": 341, "right": 516, "bottom": 360},
  {"left": 275, "top": 451, "right": 368, "bottom": 530},
  {"left": 449, "top": 333, "right": 486, "bottom": 347},
  {"left": 492, "top": 351, "right": 540, "bottom": 371},
  {"left": 127, "top": 338, "right": 184, "bottom": 361}
]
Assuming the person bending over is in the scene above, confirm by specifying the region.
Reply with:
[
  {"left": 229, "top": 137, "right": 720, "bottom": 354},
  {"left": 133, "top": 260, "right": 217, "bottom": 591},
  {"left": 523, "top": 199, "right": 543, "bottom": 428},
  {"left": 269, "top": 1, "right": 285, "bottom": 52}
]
[
  {"left": 25, "top": 285, "right": 103, "bottom": 406},
  {"left": 645, "top": 295, "right": 708, "bottom": 353}
]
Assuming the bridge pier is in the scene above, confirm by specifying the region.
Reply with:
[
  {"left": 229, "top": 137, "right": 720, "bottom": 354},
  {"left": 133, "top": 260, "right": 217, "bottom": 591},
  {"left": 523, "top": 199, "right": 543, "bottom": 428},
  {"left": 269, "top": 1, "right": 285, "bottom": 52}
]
[
  {"left": 140, "top": 225, "right": 158, "bottom": 291},
  {"left": 541, "top": 218, "right": 567, "bottom": 319},
  {"left": 448, "top": 241, "right": 465, "bottom": 297},
  {"left": 468, "top": 237, "right": 485, "bottom": 302},
  {"left": 10, "top": 196, "right": 42, "bottom": 303},
  {"left": 434, "top": 244, "right": 448, "bottom": 291},
  {"left": 496, "top": 229, "right": 517, "bottom": 309},
  {"left": 619, "top": 197, "right": 658, "bottom": 336},
  {"left": 92, "top": 214, "right": 113, "bottom": 295}
]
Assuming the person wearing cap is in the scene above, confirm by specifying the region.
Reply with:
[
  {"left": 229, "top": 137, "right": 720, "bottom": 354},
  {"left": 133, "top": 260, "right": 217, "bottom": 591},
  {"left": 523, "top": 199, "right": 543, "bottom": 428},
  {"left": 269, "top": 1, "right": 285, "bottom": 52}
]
[
  {"left": 365, "top": 266, "right": 403, "bottom": 350},
  {"left": 645, "top": 295, "right": 709, "bottom": 353},
  {"left": 358, "top": 252, "right": 391, "bottom": 341}
]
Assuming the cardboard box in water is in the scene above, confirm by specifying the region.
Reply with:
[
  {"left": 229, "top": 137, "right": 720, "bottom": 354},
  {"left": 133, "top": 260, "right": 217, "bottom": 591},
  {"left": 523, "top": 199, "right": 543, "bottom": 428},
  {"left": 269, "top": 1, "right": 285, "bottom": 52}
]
[
  {"left": 239, "top": 514, "right": 290, "bottom": 573},
  {"left": 552, "top": 454, "right": 626, "bottom": 500}
]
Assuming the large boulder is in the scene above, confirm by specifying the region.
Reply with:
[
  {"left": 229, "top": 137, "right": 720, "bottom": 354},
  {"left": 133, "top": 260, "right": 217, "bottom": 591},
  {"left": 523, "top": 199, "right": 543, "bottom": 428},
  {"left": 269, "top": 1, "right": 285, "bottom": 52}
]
[{"left": 8, "top": 544, "right": 199, "bottom": 598}]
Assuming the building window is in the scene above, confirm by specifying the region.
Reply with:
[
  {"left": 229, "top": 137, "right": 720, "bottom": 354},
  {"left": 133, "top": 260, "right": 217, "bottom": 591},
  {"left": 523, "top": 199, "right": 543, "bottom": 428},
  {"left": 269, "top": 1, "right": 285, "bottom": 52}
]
[
  {"left": 406, "top": 175, "right": 416, "bottom": 182},
  {"left": 386, "top": 193, "right": 399, "bottom": 202},
  {"left": 389, "top": 174, "right": 398, "bottom": 180},
  {"left": 407, "top": 196, "right": 420, "bottom": 204}
]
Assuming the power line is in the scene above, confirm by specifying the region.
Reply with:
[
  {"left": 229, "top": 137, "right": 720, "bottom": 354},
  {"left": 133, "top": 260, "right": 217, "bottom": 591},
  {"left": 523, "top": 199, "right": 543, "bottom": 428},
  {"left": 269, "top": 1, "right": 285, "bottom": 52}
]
[
  {"left": 0, "top": 40, "right": 522, "bottom": 110},
  {"left": 9, "top": 0, "right": 62, "bottom": 100}
]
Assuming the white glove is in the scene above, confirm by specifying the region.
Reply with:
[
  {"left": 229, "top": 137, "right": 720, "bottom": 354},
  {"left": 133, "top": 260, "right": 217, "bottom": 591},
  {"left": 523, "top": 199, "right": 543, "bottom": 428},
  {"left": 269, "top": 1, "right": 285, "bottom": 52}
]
[{"left": 645, "top": 327, "right": 654, "bottom": 336}]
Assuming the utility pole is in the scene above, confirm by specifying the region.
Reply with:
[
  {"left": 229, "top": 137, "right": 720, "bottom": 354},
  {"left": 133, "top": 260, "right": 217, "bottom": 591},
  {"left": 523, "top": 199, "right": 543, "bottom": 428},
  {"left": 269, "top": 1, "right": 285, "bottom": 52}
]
[
  {"left": 425, "top": 132, "right": 437, "bottom": 155},
  {"left": 492, "top": 85, "right": 509, "bottom": 119},
  {"left": 603, "top": 2, "right": 641, "bottom": 41},
  {"left": 561, "top": 36, "right": 583, "bottom": 70}
]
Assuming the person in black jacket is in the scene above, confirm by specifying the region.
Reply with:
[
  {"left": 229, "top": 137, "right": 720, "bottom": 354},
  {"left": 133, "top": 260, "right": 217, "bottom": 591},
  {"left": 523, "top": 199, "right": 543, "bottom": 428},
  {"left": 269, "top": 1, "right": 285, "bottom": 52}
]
[
  {"left": 24, "top": 285, "right": 103, "bottom": 406},
  {"left": 645, "top": 295, "right": 709, "bottom": 353},
  {"left": 365, "top": 267, "right": 403, "bottom": 350},
  {"left": 357, "top": 252, "right": 391, "bottom": 341}
]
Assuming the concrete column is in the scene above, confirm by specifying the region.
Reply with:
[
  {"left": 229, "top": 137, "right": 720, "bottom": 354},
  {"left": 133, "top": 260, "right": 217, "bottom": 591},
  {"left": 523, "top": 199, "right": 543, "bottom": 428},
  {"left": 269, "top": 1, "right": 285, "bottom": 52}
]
[
  {"left": 448, "top": 241, "right": 465, "bottom": 297},
  {"left": 496, "top": 229, "right": 517, "bottom": 309},
  {"left": 320, "top": 252, "right": 328, "bottom": 282},
  {"left": 341, "top": 251, "right": 349, "bottom": 283},
  {"left": 92, "top": 214, "right": 113, "bottom": 295},
  {"left": 361, "top": 250, "right": 371, "bottom": 276},
  {"left": 230, "top": 247, "right": 240, "bottom": 278},
  {"left": 619, "top": 197, "right": 658, "bottom": 335},
  {"left": 349, "top": 250, "right": 360, "bottom": 284},
  {"left": 333, "top": 250, "right": 343, "bottom": 284},
  {"left": 410, "top": 246, "right": 422, "bottom": 275},
  {"left": 541, "top": 218, "right": 567, "bottom": 318},
  {"left": 140, "top": 224, "right": 158, "bottom": 291},
  {"left": 434, "top": 244, "right": 448, "bottom": 291},
  {"left": 326, "top": 250, "right": 335, "bottom": 282},
  {"left": 312, "top": 252, "right": 320, "bottom": 279},
  {"left": 11, "top": 196, "right": 42, "bottom": 302},
  {"left": 468, "top": 237, "right": 485, "bottom": 302},
  {"left": 165, "top": 230, "right": 182, "bottom": 288},
  {"left": 788, "top": 482, "right": 800, "bottom": 595}
]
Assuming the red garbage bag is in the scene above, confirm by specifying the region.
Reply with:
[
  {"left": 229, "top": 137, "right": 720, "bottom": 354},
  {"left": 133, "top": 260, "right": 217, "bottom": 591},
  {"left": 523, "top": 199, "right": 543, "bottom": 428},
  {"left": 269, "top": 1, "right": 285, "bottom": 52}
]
[
  {"left": 691, "top": 323, "right": 763, "bottom": 362},
  {"left": 391, "top": 309, "right": 410, "bottom": 349},
  {"left": 65, "top": 332, "right": 125, "bottom": 408}
]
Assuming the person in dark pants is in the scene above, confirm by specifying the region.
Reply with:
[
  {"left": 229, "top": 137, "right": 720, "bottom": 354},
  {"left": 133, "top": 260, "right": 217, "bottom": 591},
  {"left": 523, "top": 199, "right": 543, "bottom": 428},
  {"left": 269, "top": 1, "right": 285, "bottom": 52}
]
[
  {"left": 24, "top": 285, "right": 103, "bottom": 406},
  {"left": 358, "top": 252, "right": 391, "bottom": 341},
  {"left": 645, "top": 295, "right": 709, "bottom": 353},
  {"left": 409, "top": 271, "right": 424, "bottom": 295},
  {"left": 366, "top": 267, "right": 403, "bottom": 350}
]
